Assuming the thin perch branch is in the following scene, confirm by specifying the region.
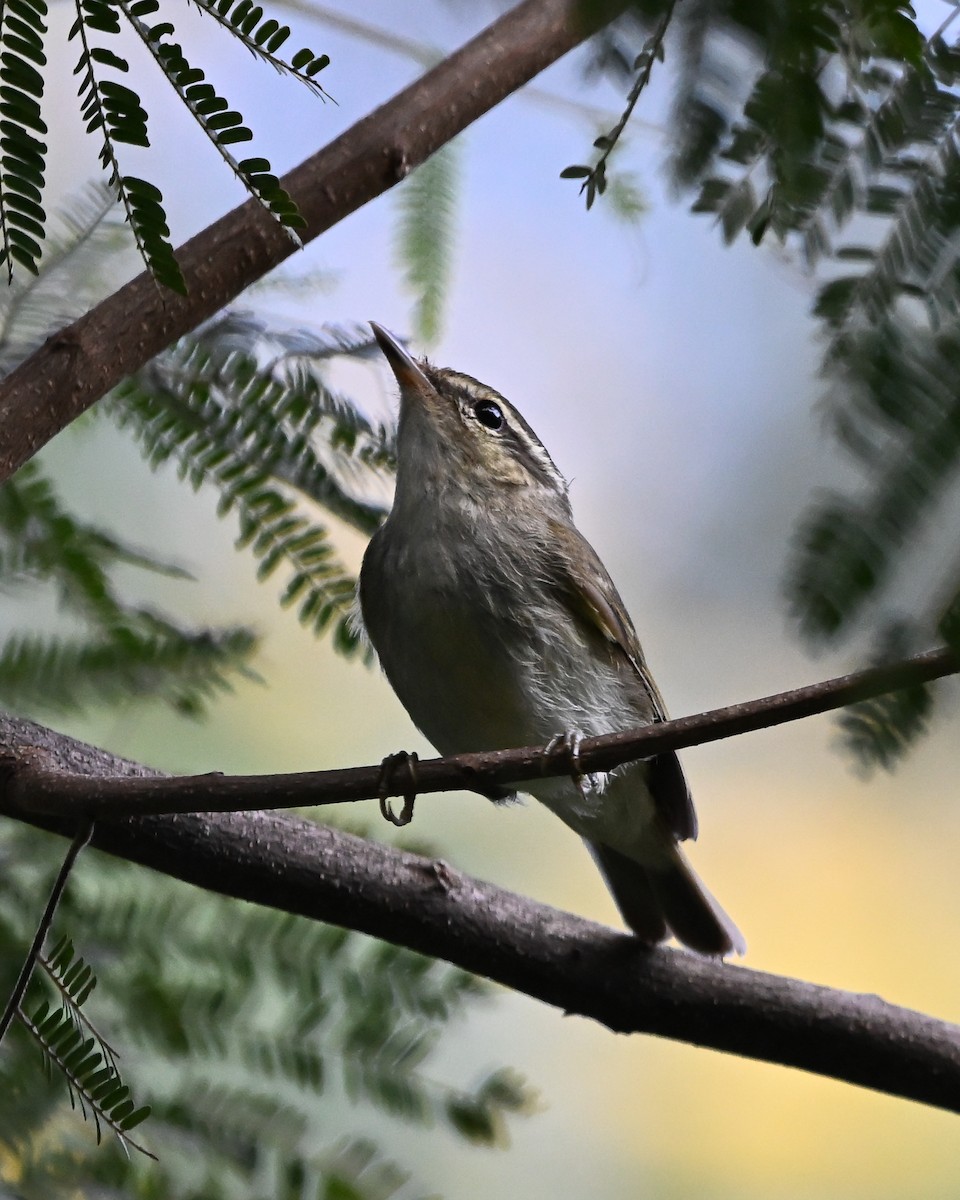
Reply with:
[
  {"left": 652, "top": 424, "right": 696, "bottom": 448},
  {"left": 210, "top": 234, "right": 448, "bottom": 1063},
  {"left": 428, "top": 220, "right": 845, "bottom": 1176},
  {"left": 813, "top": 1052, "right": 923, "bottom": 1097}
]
[
  {"left": 0, "top": 709, "right": 958, "bottom": 1113},
  {"left": 2, "top": 646, "right": 956, "bottom": 820}
]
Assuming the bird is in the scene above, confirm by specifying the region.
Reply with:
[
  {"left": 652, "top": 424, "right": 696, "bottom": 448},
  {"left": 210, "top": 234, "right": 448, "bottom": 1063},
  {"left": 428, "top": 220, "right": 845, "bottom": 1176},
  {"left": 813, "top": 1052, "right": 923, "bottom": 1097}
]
[{"left": 359, "top": 323, "right": 744, "bottom": 956}]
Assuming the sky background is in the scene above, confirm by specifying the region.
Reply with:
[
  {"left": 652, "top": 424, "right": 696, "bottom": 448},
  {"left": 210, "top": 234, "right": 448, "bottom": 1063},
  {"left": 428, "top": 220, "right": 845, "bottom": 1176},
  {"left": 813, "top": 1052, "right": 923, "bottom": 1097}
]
[{"left": 22, "top": 0, "right": 960, "bottom": 1194}]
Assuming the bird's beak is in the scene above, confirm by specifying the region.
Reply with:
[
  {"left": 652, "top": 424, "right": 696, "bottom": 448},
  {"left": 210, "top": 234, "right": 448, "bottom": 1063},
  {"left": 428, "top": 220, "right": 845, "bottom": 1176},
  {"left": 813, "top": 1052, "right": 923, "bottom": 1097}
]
[{"left": 370, "top": 323, "right": 433, "bottom": 395}]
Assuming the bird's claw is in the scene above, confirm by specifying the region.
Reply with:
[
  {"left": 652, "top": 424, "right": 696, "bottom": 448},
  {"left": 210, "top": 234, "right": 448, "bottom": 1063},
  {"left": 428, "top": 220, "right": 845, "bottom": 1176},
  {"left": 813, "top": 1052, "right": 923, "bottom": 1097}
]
[
  {"left": 377, "top": 750, "right": 419, "bottom": 827},
  {"left": 542, "top": 730, "right": 587, "bottom": 798}
]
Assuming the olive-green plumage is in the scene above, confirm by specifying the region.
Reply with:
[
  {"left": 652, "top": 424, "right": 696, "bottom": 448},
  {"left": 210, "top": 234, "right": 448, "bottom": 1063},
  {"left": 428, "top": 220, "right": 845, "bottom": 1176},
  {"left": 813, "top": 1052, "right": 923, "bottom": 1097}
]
[{"left": 359, "top": 324, "right": 744, "bottom": 957}]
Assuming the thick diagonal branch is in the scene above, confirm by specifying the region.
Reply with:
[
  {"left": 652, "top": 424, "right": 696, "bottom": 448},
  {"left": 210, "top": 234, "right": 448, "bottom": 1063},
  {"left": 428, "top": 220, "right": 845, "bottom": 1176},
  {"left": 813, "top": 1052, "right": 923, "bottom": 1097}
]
[
  {"left": 1, "top": 690, "right": 960, "bottom": 1115},
  {"left": 0, "top": 0, "right": 628, "bottom": 482}
]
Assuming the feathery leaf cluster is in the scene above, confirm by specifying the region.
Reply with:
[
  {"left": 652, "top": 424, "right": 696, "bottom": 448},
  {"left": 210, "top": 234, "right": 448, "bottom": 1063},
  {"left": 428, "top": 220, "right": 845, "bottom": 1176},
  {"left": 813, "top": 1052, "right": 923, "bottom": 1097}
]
[
  {"left": 394, "top": 141, "right": 460, "bottom": 345},
  {"left": 835, "top": 622, "right": 934, "bottom": 769},
  {"left": 0, "top": 826, "right": 536, "bottom": 1197},
  {"left": 107, "top": 312, "right": 393, "bottom": 658},
  {"left": 582, "top": 1, "right": 960, "bottom": 767},
  {"left": 0, "top": 0, "right": 331, "bottom": 288},
  {"left": 0, "top": 458, "right": 260, "bottom": 716},
  {"left": 0, "top": 180, "right": 125, "bottom": 375},
  {"left": 21, "top": 936, "right": 153, "bottom": 1157},
  {"left": 0, "top": 198, "right": 242, "bottom": 713},
  {"left": 0, "top": 0, "right": 49, "bottom": 280},
  {"left": 0, "top": 191, "right": 395, "bottom": 715}
]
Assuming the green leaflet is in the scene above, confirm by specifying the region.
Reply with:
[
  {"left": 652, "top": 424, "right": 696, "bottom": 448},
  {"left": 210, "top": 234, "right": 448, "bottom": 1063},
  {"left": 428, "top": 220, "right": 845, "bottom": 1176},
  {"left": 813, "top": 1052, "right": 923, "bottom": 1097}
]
[
  {"left": 394, "top": 141, "right": 461, "bottom": 346},
  {"left": 0, "top": 0, "right": 333, "bottom": 287},
  {"left": 20, "top": 937, "right": 153, "bottom": 1157},
  {"left": 0, "top": 0, "right": 48, "bottom": 278},
  {"left": 125, "top": 11, "right": 305, "bottom": 236}
]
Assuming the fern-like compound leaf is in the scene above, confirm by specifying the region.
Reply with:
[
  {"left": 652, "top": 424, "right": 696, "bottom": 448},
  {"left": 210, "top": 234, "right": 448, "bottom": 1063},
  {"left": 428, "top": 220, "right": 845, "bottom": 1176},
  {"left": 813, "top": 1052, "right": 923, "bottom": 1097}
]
[{"left": 0, "top": 0, "right": 48, "bottom": 278}]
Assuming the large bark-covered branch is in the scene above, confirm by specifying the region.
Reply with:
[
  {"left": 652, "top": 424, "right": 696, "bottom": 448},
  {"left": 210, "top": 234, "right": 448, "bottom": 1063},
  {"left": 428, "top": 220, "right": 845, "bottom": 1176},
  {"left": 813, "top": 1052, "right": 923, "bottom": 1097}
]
[
  {"left": 4, "top": 646, "right": 956, "bottom": 819},
  {"left": 1, "top": 709, "right": 959, "bottom": 1113},
  {"left": 0, "top": 0, "right": 628, "bottom": 483}
]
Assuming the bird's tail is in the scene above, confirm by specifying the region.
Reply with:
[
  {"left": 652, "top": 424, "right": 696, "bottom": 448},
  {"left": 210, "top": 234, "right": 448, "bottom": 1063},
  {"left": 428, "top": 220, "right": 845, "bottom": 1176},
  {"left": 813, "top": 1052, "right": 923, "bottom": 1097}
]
[{"left": 587, "top": 839, "right": 745, "bottom": 957}]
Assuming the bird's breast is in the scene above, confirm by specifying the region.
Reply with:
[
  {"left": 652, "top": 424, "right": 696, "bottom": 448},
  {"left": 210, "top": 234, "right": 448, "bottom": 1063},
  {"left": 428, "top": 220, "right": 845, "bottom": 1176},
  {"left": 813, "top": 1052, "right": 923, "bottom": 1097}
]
[{"left": 360, "top": 515, "right": 642, "bottom": 758}]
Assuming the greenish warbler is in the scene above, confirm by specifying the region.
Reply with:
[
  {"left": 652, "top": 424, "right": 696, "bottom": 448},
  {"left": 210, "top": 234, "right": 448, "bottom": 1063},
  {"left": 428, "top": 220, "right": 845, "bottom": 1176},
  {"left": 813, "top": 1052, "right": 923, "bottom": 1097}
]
[{"left": 359, "top": 324, "right": 744, "bottom": 957}]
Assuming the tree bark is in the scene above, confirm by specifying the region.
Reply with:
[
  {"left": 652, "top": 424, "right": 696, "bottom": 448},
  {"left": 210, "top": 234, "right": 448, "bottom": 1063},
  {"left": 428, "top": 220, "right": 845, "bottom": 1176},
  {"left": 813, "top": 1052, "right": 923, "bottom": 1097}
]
[
  {"left": 2, "top": 710, "right": 959, "bottom": 1114},
  {"left": 0, "top": 0, "right": 629, "bottom": 482}
]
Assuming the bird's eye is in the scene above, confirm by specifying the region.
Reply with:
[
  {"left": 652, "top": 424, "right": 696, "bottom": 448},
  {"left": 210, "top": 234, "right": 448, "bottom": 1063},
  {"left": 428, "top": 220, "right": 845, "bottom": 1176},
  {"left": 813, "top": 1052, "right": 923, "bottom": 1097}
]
[{"left": 473, "top": 399, "right": 504, "bottom": 430}]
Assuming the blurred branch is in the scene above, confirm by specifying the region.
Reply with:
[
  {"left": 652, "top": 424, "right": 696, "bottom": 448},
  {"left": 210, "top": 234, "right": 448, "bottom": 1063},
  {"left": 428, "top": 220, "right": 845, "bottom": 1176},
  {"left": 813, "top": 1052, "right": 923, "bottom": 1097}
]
[
  {"left": 286, "top": 2, "right": 439, "bottom": 67},
  {"left": 0, "top": 711, "right": 958, "bottom": 1113},
  {"left": 0, "top": 0, "right": 631, "bottom": 484},
  {"left": 3, "top": 646, "right": 956, "bottom": 820},
  {"left": 298, "top": 0, "right": 665, "bottom": 132}
]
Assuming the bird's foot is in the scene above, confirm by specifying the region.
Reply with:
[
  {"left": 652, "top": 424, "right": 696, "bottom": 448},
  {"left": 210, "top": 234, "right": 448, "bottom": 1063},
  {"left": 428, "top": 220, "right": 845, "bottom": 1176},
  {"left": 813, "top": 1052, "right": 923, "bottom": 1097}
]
[
  {"left": 542, "top": 730, "right": 588, "bottom": 800},
  {"left": 377, "top": 750, "right": 419, "bottom": 827}
]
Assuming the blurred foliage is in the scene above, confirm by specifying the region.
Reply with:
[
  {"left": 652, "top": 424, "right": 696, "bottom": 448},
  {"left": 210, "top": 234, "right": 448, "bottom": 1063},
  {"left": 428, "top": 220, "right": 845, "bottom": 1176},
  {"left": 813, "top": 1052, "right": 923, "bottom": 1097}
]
[
  {"left": 0, "top": 824, "right": 535, "bottom": 1198},
  {"left": 0, "top": 457, "right": 261, "bottom": 717},
  {"left": 0, "top": 0, "right": 331, "bottom": 289},
  {"left": 0, "top": 191, "right": 396, "bottom": 715},
  {"left": 0, "top": 181, "right": 533, "bottom": 1196},
  {"left": 0, "top": 195, "right": 262, "bottom": 717},
  {"left": 108, "top": 311, "right": 394, "bottom": 660},
  {"left": 393, "top": 140, "right": 460, "bottom": 346},
  {"left": 578, "top": 0, "right": 960, "bottom": 767},
  {"left": 837, "top": 626, "right": 934, "bottom": 770},
  {"left": 0, "top": 181, "right": 125, "bottom": 375}
]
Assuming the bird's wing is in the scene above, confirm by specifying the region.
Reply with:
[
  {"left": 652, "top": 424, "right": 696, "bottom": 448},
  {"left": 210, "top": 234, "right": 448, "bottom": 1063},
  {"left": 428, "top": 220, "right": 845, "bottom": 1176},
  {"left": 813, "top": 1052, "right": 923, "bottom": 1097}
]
[{"left": 547, "top": 517, "right": 698, "bottom": 841}]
